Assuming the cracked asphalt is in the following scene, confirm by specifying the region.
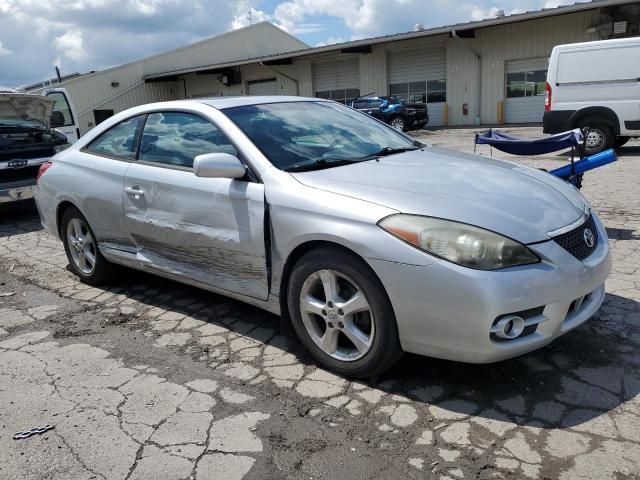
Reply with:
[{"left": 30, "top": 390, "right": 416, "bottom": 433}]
[{"left": 1, "top": 127, "right": 639, "bottom": 480}]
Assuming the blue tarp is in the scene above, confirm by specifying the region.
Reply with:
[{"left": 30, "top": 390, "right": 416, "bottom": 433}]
[{"left": 475, "top": 128, "right": 583, "bottom": 156}]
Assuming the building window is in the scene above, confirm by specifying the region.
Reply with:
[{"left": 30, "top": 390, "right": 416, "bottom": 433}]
[
  {"left": 427, "top": 80, "right": 446, "bottom": 103},
  {"left": 315, "top": 88, "right": 361, "bottom": 104},
  {"left": 506, "top": 70, "right": 547, "bottom": 98},
  {"left": 389, "top": 80, "right": 446, "bottom": 104}
]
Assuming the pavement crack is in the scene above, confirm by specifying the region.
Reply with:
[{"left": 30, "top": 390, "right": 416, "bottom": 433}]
[{"left": 53, "top": 430, "right": 107, "bottom": 480}]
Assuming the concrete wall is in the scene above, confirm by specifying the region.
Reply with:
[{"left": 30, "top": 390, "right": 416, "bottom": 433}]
[
  {"left": 446, "top": 39, "right": 480, "bottom": 126},
  {"left": 33, "top": 65, "right": 179, "bottom": 134},
  {"left": 474, "top": 9, "right": 601, "bottom": 123},
  {"left": 180, "top": 60, "right": 312, "bottom": 98},
  {"left": 185, "top": 11, "right": 604, "bottom": 127}
]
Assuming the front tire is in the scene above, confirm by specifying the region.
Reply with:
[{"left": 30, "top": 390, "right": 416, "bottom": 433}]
[
  {"left": 61, "top": 206, "right": 115, "bottom": 285},
  {"left": 287, "top": 247, "right": 402, "bottom": 378}
]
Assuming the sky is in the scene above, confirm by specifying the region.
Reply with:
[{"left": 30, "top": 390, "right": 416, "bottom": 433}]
[{"left": 0, "top": 0, "right": 569, "bottom": 88}]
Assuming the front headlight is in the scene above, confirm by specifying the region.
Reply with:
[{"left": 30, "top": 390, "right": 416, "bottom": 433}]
[{"left": 378, "top": 214, "right": 539, "bottom": 270}]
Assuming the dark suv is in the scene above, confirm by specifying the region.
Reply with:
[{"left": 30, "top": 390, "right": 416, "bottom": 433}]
[{"left": 350, "top": 96, "right": 428, "bottom": 131}]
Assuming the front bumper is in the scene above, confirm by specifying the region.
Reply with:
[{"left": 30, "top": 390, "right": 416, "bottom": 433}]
[
  {"left": 367, "top": 213, "right": 611, "bottom": 363},
  {"left": 1, "top": 156, "right": 51, "bottom": 204}
]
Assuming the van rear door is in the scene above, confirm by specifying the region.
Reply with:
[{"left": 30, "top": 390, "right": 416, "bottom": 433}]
[{"left": 43, "top": 88, "right": 80, "bottom": 143}]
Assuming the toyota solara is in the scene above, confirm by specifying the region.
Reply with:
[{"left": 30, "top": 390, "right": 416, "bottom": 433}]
[{"left": 34, "top": 97, "right": 611, "bottom": 377}]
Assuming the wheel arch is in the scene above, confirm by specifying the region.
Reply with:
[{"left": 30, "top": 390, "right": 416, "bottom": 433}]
[
  {"left": 277, "top": 240, "right": 393, "bottom": 333},
  {"left": 55, "top": 200, "right": 81, "bottom": 239},
  {"left": 569, "top": 107, "right": 621, "bottom": 135}
]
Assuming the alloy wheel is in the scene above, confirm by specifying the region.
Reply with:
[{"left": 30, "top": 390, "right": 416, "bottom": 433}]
[
  {"left": 299, "top": 269, "right": 375, "bottom": 361},
  {"left": 66, "top": 218, "right": 97, "bottom": 274},
  {"left": 390, "top": 118, "right": 405, "bottom": 131}
]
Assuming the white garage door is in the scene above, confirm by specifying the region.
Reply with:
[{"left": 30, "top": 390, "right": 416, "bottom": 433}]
[
  {"left": 247, "top": 78, "right": 279, "bottom": 96},
  {"left": 504, "top": 58, "right": 548, "bottom": 124},
  {"left": 388, "top": 37, "right": 447, "bottom": 126},
  {"left": 313, "top": 59, "right": 360, "bottom": 104}
]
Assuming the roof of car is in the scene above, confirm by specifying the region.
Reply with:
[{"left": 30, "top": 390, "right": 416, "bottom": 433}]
[{"left": 196, "top": 96, "right": 324, "bottom": 110}]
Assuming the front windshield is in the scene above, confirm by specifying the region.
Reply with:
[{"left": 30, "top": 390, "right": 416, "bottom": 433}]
[{"left": 223, "top": 101, "right": 418, "bottom": 171}]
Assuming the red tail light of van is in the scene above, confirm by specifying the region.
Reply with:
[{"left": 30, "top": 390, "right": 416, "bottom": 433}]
[{"left": 544, "top": 82, "right": 552, "bottom": 111}]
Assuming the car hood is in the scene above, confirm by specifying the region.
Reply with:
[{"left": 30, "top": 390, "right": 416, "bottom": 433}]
[
  {"left": 0, "top": 92, "right": 53, "bottom": 124},
  {"left": 291, "top": 147, "right": 587, "bottom": 244}
]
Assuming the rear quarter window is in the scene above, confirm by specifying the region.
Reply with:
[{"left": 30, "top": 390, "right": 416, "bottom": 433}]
[{"left": 86, "top": 116, "right": 145, "bottom": 159}]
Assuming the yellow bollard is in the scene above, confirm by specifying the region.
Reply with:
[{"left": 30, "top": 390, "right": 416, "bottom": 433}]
[{"left": 497, "top": 100, "right": 504, "bottom": 124}]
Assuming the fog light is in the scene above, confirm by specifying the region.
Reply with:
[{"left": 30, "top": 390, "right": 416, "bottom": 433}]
[{"left": 494, "top": 315, "right": 525, "bottom": 339}]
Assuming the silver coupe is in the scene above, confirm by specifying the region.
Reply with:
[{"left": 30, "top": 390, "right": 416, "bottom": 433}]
[{"left": 35, "top": 97, "right": 611, "bottom": 377}]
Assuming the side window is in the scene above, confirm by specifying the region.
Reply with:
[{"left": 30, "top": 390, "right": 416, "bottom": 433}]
[
  {"left": 139, "top": 112, "right": 237, "bottom": 168},
  {"left": 46, "top": 92, "right": 74, "bottom": 126},
  {"left": 86, "top": 116, "right": 144, "bottom": 159}
]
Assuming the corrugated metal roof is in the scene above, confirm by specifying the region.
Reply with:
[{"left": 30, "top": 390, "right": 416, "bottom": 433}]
[
  {"left": 145, "top": 0, "right": 638, "bottom": 80},
  {"left": 23, "top": 22, "right": 307, "bottom": 91},
  {"left": 22, "top": 72, "right": 88, "bottom": 91}
]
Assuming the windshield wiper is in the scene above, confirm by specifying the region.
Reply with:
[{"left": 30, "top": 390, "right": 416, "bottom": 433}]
[
  {"left": 284, "top": 158, "right": 361, "bottom": 173},
  {"left": 360, "top": 146, "right": 421, "bottom": 160}
]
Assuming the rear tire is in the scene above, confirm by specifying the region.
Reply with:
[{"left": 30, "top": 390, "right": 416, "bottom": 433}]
[
  {"left": 578, "top": 118, "right": 614, "bottom": 154},
  {"left": 287, "top": 247, "right": 402, "bottom": 378},
  {"left": 61, "top": 206, "right": 115, "bottom": 285}
]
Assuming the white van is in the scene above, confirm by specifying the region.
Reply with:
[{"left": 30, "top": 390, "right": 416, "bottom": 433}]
[{"left": 543, "top": 37, "right": 640, "bottom": 154}]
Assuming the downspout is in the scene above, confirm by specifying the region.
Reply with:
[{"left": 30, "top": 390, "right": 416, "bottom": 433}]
[
  {"left": 452, "top": 30, "right": 482, "bottom": 124},
  {"left": 259, "top": 61, "right": 299, "bottom": 96}
]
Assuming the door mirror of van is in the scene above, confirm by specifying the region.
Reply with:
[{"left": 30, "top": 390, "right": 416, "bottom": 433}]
[
  {"left": 193, "top": 153, "right": 246, "bottom": 179},
  {"left": 50, "top": 111, "right": 65, "bottom": 128}
]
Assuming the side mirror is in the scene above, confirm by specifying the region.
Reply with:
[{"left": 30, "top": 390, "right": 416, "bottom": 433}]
[
  {"left": 50, "top": 111, "right": 65, "bottom": 128},
  {"left": 193, "top": 153, "right": 246, "bottom": 179}
]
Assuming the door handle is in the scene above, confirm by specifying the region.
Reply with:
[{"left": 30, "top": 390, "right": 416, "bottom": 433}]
[{"left": 125, "top": 186, "right": 145, "bottom": 197}]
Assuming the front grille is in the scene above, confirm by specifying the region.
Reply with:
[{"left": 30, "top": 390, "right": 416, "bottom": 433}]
[
  {"left": 552, "top": 214, "right": 598, "bottom": 261},
  {"left": 0, "top": 146, "right": 54, "bottom": 161},
  {"left": 0, "top": 165, "right": 40, "bottom": 183}
]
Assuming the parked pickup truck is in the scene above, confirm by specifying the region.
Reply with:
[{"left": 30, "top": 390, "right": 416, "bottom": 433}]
[
  {"left": 350, "top": 96, "right": 429, "bottom": 132},
  {"left": 1, "top": 89, "right": 77, "bottom": 204}
]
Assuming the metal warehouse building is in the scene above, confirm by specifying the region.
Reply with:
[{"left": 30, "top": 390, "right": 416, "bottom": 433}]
[{"left": 28, "top": 0, "right": 640, "bottom": 134}]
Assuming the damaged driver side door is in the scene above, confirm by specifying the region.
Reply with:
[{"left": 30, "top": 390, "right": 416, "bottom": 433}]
[{"left": 123, "top": 111, "right": 268, "bottom": 300}]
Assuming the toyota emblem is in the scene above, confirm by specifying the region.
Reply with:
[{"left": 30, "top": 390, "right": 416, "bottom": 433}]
[{"left": 583, "top": 228, "right": 595, "bottom": 248}]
